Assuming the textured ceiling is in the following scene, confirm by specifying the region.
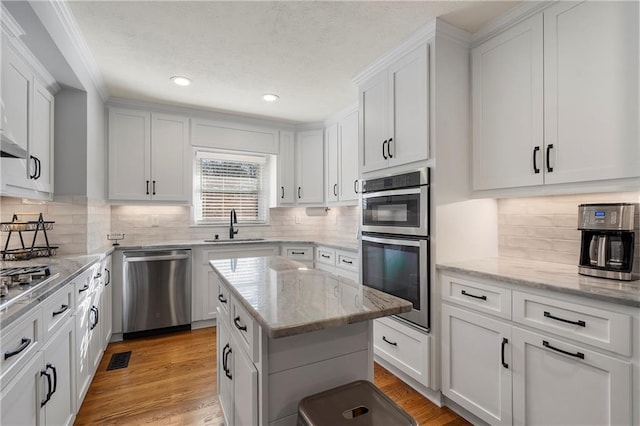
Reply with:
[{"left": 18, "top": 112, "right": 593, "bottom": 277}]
[{"left": 68, "top": 1, "right": 520, "bottom": 123}]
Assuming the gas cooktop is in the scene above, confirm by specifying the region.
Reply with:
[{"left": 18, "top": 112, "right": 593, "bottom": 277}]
[{"left": 0, "top": 265, "right": 60, "bottom": 310}]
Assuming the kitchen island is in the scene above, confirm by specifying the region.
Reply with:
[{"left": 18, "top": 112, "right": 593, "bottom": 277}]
[{"left": 210, "top": 256, "right": 412, "bottom": 426}]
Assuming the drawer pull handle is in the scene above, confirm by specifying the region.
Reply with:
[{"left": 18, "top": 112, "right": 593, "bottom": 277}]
[
  {"left": 234, "top": 316, "right": 247, "bottom": 332},
  {"left": 52, "top": 304, "right": 69, "bottom": 317},
  {"left": 321, "top": 254, "right": 330, "bottom": 259},
  {"left": 222, "top": 343, "right": 232, "bottom": 380},
  {"left": 105, "top": 268, "right": 111, "bottom": 286},
  {"left": 5, "top": 337, "right": 32, "bottom": 360},
  {"left": 543, "top": 340, "right": 584, "bottom": 360},
  {"left": 382, "top": 336, "right": 397, "bottom": 346},
  {"left": 218, "top": 294, "right": 227, "bottom": 304},
  {"left": 461, "top": 290, "right": 487, "bottom": 301},
  {"left": 501, "top": 338, "right": 509, "bottom": 369},
  {"left": 544, "top": 311, "right": 586, "bottom": 327},
  {"left": 341, "top": 259, "right": 353, "bottom": 265},
  {"left": 291, "top": 251, "right": 305, "bottom": 255},
  {"left": 94, "top": 272, "right": 102, "bottom": 279},
  {"left": 78, "top": 284, "right": 89, "bottom": 293}
]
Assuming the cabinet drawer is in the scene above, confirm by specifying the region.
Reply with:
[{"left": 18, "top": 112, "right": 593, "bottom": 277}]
[
  {"left": 217, "top": 281, "right": 231, "bottom": 319},
  {"left": 373, "top": 317, "right": 429, "bottom": 386},
  {"left": 513, "top": 291, "right": 632, "bottom": 356},
  {"left": 284, "top": 247, "right": 313, "bottom": 261},
  {"left": 42, "top": 283, "right": 74, "bottom": 341},
  {"left": 231, "top": 298, "right": 259, "bottom": 362},
  {"left": 0, "top": 305, "right": 43, "bottom": 390},
  {"left": 315, "top": 247, "right": 335, "bottom": 266},
  {"left": 441, "top": 274, "right": 512, "bottom": 320},
  {"left": 336, "top": 251, "right": 358, "bottom": 273},
  {"left": 74, "top": 267, "right": 96, "bottom": 305}
]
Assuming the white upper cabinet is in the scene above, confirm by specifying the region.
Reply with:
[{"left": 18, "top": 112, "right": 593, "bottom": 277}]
[
  {"left": 108, "top": 107, "right": 190, "bottom": 203},
  {"left": 473, "top": 1, "right": 639, "bottom": 191},
  {"left": 472, "top": 14, "right": 544, "bottom": 190},
  {"left": 338, "top": 110, "right": 359, "bottom": 202},
  {"left": 325, "top": 123, "right": 339, "bottom": 203},
  {"left": 277, "top": 131, "right": 295, "bottom": 205},
  {"left": 542, "top": 1, "right": 639, "bottom": 185},
  {"left": 360, "top": 43, "right": 429, "bottom": 174},
  {"left": 1, "top": 38, "right": 55, "bottom": 200},
  {"left": 295, "top": 129, "right": 324, "bottom": 204}
]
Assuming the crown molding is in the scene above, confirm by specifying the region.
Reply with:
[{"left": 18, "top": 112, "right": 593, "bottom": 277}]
[
  {"left": 435, "top": 19, "right": 472, "bottom": 47},
  {"left": 47, "top": 0, "right": 108, "bottom": 101},
  {"left": 471, "top": 1, "right": 552, "bottom": 46},
  {"left": 324, "top": 102, "right": 358, "bottom": 127},
  {"left": 1, "top": 4, "right": 25, "bottom": 38}
]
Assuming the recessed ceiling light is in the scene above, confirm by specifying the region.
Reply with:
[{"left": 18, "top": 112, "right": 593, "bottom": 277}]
[
  {"left": 262, "top": 93, "right": 279, "bottom": 102},
  {"left": 171, "top": 76, "right": 191, "bottom": 86}
]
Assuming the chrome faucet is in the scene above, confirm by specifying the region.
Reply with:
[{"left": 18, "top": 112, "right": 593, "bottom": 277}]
[{"left": 229, "top": 209, "right": 238, "bottom": 239}]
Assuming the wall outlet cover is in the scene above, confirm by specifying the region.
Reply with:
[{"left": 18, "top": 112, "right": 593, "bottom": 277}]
[{"left": 295, "top": 216, "right": 301, "bottom": 224}]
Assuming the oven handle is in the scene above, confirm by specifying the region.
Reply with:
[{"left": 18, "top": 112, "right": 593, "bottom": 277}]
[
  {"left": 361, "top": 235, "right": 421, "bottom": 247},
  {"left": 362, "top": 187, "right": 423, "bottom": 199}
]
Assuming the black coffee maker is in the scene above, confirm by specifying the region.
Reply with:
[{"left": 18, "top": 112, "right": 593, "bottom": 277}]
[{"left": 578, "top": 203, "right": 638, "bottom": 281}]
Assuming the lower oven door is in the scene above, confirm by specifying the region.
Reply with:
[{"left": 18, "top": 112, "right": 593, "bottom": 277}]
[{"left": 361, "top": 233, "right": 430, "bottom": 330}]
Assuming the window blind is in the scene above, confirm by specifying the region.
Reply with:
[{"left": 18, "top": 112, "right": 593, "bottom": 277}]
[{"left": 194, "top": 150, "right": 267, "bottom": 224}]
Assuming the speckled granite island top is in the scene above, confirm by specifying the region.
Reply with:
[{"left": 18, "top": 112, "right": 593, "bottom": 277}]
[
  {"left": 437, "top": 258, "right": 640, "bottom": 308},
  {"left": 210, "top": 256, "right": 412, "bottom": 338}
]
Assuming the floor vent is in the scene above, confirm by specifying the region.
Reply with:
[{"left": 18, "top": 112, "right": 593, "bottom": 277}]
[{"left": 106, "top": 351, "right": 131, "bottom": 371}]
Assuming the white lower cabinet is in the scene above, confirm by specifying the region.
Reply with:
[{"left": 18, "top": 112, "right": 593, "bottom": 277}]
[
  {"left": 441, "top": 303, "right": 512, "bottom": 426},
  {"left": 0, "top": 351, "right": 44, "bottom": 426},
  {"left": 440, "top": 272, "right": 636, "bottom": 426},
  {"left": 511, "top": 327, "right": 631, "bottom": 426}
]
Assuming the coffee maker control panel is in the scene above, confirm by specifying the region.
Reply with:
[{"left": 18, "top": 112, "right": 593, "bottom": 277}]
[{"left": 578, "top": 203, "right": 636, "bottom": 231}]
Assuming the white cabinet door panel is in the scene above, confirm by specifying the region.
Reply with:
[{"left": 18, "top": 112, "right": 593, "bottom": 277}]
[
  {"left": 543, "top": 1, "right": 640, "bottom": 184},
  {"left": 325, "top": 123, "right": 339, "bottom": 203},
  {"left": 0, "top": 351, "right": 43, "bottom": 426},
  {"left": 277, "top": 131, "right": 295, "bottom": 205},
  {"left": 296, "top": 130, "right": 324, "bottom": 204},
  {"left": 512, "top": 326, "right": 632, "bottom": 426},
  {"left": 150, "top": 113, "right": 190, "bottom": 201},
  {"left": 472, "top": 14, "right": 544, "bottom": 190},
  {"left": 31, "top": 80, "right": 54, "bottom": 194},
  {"left": 232, "top": 332, "right": 258, "bottom": 426},
  {"left": 339, "top": 110, "right": 359, "bottom": 202},
  {"left": 42, "top": 319, "right": 75, "bottom": 426},
  {"left": 360, "top": 72, "right": 389, "bottom": 173}
]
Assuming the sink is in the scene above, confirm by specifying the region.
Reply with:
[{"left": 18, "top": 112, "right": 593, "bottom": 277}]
[{"left": 203, "top": 238, "right": 266, "bottom": 243}]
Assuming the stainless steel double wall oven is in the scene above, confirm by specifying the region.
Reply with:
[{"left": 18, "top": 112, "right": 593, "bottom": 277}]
[{"left": 360, "top": 167, "right": 430, "bottom": 330}]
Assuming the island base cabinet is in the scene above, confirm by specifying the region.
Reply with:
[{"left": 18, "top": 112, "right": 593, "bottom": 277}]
[
  {"left": 511, "top": 327, "right": 632, "bottom": 426},
  {"left": 441, "top": 303, "right": 512, "bottom": 426},
  {"left": 0, "top": 351, "right": 43, "bottom": 426}
]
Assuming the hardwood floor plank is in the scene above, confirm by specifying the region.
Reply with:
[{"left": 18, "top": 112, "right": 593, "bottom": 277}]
[{"left": 75, "top": 327, "right": 469, "bottom": 425}]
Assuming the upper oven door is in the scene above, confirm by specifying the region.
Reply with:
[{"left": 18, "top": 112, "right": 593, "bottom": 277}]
[{"left": 361, "top": 186, "right": 429, "bottom": 236}]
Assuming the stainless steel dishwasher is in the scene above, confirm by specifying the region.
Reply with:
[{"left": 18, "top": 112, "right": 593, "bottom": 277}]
[{"left": 122, "top": 249, "right": 191, "bottom": 338}]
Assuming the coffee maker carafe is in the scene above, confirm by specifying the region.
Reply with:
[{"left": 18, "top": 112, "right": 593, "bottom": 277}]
[{"left": 578, "top": 203, "right": 638, "bottom": 280}]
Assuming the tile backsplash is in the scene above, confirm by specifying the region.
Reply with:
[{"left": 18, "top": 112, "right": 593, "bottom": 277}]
[{"left": 498, "top": 191, "right": 640, "bottom": 266}]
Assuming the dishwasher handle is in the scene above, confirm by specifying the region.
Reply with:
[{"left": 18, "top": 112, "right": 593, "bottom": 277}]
[{"left": 124, "top": 254, "right": 190, "bottom": 263}]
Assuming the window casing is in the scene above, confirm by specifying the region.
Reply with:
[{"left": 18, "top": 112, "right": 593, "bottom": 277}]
[{"left": 193, "top": 150, "right": 268, "bottom": 225}]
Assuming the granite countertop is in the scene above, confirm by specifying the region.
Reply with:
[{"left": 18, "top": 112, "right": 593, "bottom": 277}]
[
  {"left": 0, "top": 252, "right": 111, "bottom": 329},
  {"left": 210, "top": 256, "right": 411, "bottom": 338},
  {"left": 437, "top": 258, "right": 640, "bottom": 308},
  {"left": 113, "top": 238, "right": 358, "bottom": 252}
]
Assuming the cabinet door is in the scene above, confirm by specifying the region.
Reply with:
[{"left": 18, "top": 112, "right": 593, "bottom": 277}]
[
  {"left": 472, "top": 14, "right": 544, "bottom": 190},
  {"left": 512, "top": 327, "right": 632, "bottom": 426},
  {"left": 360, "top": 72, "right": 389, "bottom": 173},
  {"left": 232, "top": 333, "right": 258, "bottom": 426},
  {"left": 108, "top": 108, "right": 151, "bottom": 200},
  {"left": 151, "top": 113, "right": 190, "bottom": 202},
  {"left": 217, "top": 315, "right": 233, "bottom": 426},
  {"left": 1, "top": 39, "right": 32, "bottom": 194},
  {"left": 101, "top": 257, "right": 113, "bottom": 350},
  {"left": 388, "top": 43, "right": 429, "bottom": 168},
  {"left": 338, "top": 110, "right": 359, "bottom": 202},
  {"left": 30, "top": 79, "right": 54, "bottom": 194},
  {"left": 296, "top": 129, "right": 324, "bottom": 204},
  {"left": 42, "top": 319, "right": 75, "bottom": 426},
  {"left": 0, "top": 351, "right": 43, "bottom": 426},
  {"left": 277, "top": 131, "right": 295, "bottom": 205},
  {"left": 441, "top": 304, "right": 512, "bottom": 426},
  {"left": 543, "top": 1, "right": 640, "bottom": 184},
  {"left": 89, "top": 285, "right": 104, "bottom": 372},
  {"left": 75, "top": 291, "right": 92, "bottom": 408},
  {"left": 325, "top": 123, "right": 339, "bottom": 203}
]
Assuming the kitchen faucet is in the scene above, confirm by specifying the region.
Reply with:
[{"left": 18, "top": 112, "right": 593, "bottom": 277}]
[{"left": 229, "top": 209, "right": 238, "bottom": 239}]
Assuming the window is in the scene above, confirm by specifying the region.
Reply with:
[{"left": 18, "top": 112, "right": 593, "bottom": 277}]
[{"left": 193, "top": 150, "right": 268, "bottom": 224}]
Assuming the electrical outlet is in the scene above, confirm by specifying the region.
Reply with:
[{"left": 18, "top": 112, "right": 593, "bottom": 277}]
[
  {"left": 295, "top": 216, "right": 301, "bottom": 224},
  {"left": 151, "top": 215, "right": 159, "bottom": 227}
]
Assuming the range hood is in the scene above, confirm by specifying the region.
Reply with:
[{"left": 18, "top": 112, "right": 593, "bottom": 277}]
[{"left": 1, "top": 130, "right": 27, "bottom": 158}]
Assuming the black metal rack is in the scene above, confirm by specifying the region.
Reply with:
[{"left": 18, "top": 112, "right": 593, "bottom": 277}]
[{"left": 1, "top": 213, "right": 57, "bottom": 260}]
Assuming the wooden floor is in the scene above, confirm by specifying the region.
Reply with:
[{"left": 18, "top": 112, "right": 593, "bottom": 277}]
[{"left": 75, "top": 327, "right": 469, "bottom": 425}]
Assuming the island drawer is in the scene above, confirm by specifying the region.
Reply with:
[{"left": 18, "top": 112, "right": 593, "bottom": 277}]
[
  {"left": 42, "top": 282, "right": 74, "bottom": 341},
  {"left": 216, "top": 280, "right": 231, "bottom": 319},
  {"left": 441, "top": 274, "right": 511, "bottom": 320},
  {"left": 74, "top": 267, "right": 97, "bottom": 305},
  {"left": 316, "top": 247, "right": 335, "bottom": 266},
  {"left": 231, "top": 298, "right": 259, "bottom": 362},
  {"left": 513, "top": 291, "right": 632, "bottom": 356},
  {"left": 282, "top": 246, "right": 313, "bottom": 261},
  {"left": 0, "top": 305, "right": 43, "bottom": 391}
]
